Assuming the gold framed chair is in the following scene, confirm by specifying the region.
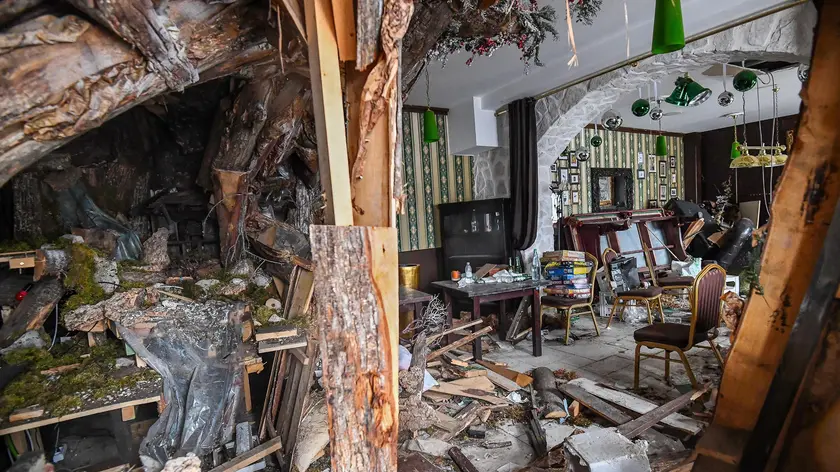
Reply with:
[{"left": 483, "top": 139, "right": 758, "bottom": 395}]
[
  {"left": 602, "top": 248, "right": 665, "bottom": 329},
  {"left": 541, "top": 252, "right": 600, "bottom": 345},
  {"left": 632, "top": 263, "right": 727, "bottom": 389},
  {"left": 642, "top": 245, "right": 694, "bottom": 293}
]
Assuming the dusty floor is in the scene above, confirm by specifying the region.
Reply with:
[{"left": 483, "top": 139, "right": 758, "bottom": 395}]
[{"left": 444, "top": 310, "right": 730, "bottom": 471}]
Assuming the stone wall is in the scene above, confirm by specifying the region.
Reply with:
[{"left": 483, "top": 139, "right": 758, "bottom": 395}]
[{"left": 473, "top": 113, "right": 510, "bottom": 200}]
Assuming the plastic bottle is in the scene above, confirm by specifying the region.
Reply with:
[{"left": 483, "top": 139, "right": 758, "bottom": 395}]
[
  {"left": 465, "top": 262, "right": 473, "bottom": 280},
  {"left": 531, "top": 249, "right": 541, "bottom": 281}
]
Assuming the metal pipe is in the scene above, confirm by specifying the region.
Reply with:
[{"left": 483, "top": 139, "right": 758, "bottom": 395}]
[{"left": 494, "top": 0, "right": 807, "bottom": 116}]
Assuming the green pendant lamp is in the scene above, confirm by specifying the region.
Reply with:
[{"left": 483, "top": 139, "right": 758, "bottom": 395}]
[
  {"left": 651, "top": 0, "right": 685, "bottom": 55},
  {"left": 729, "top": 115, "right": 741, "bottom": 159},
  {"left": 665, "top": 75, "right": 712, "bottom": 107},
  {"left": 656, "top": 135, "right": 668, "bottom": 156},
  {"left": 733, "top": 69, "right": 758, "bottom": 93},
  {"left": 423, "top": 67, "right": 439, "bottom": 143}
]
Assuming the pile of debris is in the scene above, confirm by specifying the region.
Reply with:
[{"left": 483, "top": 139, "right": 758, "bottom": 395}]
[{"left": 374, "top": 312, "right": 716, "bottom": 472}]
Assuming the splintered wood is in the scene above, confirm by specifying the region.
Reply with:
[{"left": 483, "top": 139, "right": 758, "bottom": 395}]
[{"left": 310, "top": 226, "right": 398, "bottom": 471}]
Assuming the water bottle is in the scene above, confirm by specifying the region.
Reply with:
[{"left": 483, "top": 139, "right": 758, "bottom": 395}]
[
  {"left": 470, "top": 209, "right": 479, "bottom": 233},
  {"left": 465, "top": 262, "right": 473, "bottom": 280},
  {"left": 531, "top": 249, "right": 541, "bottom": 281}
]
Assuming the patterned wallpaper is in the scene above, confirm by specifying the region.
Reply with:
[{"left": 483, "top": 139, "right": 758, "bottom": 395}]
[
  {"left": 397, "top": 110, "right": 475, "bottom": 252},
  {"left": 551, "top": 128, "right": 684, "bottom": 219}
]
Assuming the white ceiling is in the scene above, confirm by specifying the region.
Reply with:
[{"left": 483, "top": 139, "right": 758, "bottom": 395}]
[
  {"left": 610, "top": 64, "right": 803, "bottom": 133},
  {"left": 406, "top": 0, "right": 798, "bottom": 113}
]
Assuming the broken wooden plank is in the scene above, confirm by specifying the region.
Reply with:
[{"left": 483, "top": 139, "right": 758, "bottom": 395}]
[
  {"left": 398, "top": 452, "right": 442, "bottom": 472},
  {"left": 618, "top": 384, "right": 711, "bottom": 439},
  {"left": 433, "top": 402, "right": 484, "bottom": 441},
  {"left": 9, "top": 406, "right": 44, "bottom": 423},
  {"left": 120, "top": 406, "right": 136, "bottom": 422},
  {"left": 448, "top": 376, "right": 494, "bottom": 393},
  {"left": 427, "top": 319, "right": 484, "bottom": 344},
  {"left": 448, "top": 446, "right": 480, "bottom": 472},
  {"left": 430, "top": 381, "right": 507, "bottom": 406},
  {"left": 208, "top": 436, "right": 282, "bottom": 472},
  {"left": 40, "top": 363, "right": 81, "bottom": 376},
  {"left": 331, "top": 0, "right": 355, "bottom": 61},
  {"left": 476, "top": 360, "right": 533, "bottom": 388},
  {"left": 286, "top": 268, "right": 315, "bottom": 318},
  {"left": 568, "top": 378, "right": 704, "bottom": 435},
  {"left": 257, "top": 336, "right": 308, "bottom": 354},
  {"left": 525, "top": 409, "right": 548, "bottom": 457},
  {"left": 0, "top": 277, "right": 63, "bottom": 348},
  {"left": 254, "top": 325, "right": 299, "bottom": 342},
  {"left": 432, "top": 410, "right": 460, "bottom": 433},
  {"left": 558, "top": 383, "right": 632, "bottom": 425},
  {"left": 310, "top": 226, "right": 398, "bottom": 471},
  {"left": 427, "top": 326, "right": 493, "bottom": 361},
  {"left": 506, "top": 297, "right": 530, "bottom": 341},
  {"left": 483, "top": 370, "right": 521, "bottom": 392}
]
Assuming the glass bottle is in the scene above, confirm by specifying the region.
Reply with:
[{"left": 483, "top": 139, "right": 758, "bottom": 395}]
[
  {"left": 495, "top": 211, "right": 502, "bottom": 231},
  {"left": 531, "top": 249, "right": 541, "bottom": 281},
  {"left": 484, "top": 213, "right": 492, "bottom": 232},
  {"left": 465, "top": 262, "right": 473, "bottom": 280},
  {"left": 470, "top": 209, "right": 478, "bottom": 233}
]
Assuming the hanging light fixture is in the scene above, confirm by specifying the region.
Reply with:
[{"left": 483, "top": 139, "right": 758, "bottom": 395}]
[
  {"left": 423, "top": 66, "right": 439, "bottom": 143},
  {"left": 590, "top": 120, "right": 603, "bottom": 147},
  {"left": 718, "top": 63, "right": 734, "bottom": 107},
  {"left": 729, "top": 114, "right": 741, "bottom": 159},
  {"left": 733, "top": 69, "right": 758, "bottom": 93},
  {"left": 664, "top": 74, "right": 712, "bottom": 107},
  {"left": 651, "top": 0, "right": 685, "bottom": 55},
  {"left": 655, "top": 104, "right": 667, "bottom": 156},
  {"left": 631, "top": 88, "right": 650, "bottom": 117}
]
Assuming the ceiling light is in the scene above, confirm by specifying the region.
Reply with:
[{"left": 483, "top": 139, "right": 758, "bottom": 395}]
[
  {"left": 664, "top": 75, "right": 712, "bottom": 107},
  {"left": 651, "top": 0, "right": 685, "bottom": 55}
]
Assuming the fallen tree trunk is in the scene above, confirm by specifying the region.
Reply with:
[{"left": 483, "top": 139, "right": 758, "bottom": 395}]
[
  {"left": 0, "top": 0, "right": 274, "bottom": 187},
  {"left": 65, "top": 0, "right": 198, "bottom": 90}
]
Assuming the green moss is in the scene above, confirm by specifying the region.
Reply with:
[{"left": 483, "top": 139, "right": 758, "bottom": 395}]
[
  {"left": 0, "top": 240, "right": 34, "bottom": 253},
  {"left": 63, "top": 244, "right": 107, "bottom": 311},
  {"left": 0, "top": 339, "right": 161, "bottom": 417},
  {"left": 253, "top": 305, "right": 281, "bottom": 325},
  {"left": 120, "top": 281, "right": 148, "bottom": 290}
]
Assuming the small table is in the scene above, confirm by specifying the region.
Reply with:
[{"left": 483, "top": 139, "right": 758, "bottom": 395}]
[
  {"left": 432, "top": 279, "right": 549, "bottom": 358},
  {"left": 399, "top": 286, "right": 434, "bottom": 317}
]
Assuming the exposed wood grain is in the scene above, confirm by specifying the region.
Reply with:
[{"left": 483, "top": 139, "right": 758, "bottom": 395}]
[
  {"left": 430, "top": 381, "right": 507, "bottom": 406},
  {"left": 484, "top": 370, "right": 521, "bottom": 392},
  {"left": 0, "top": 277, "right": 63, "bottom": 348},
  {"left": 618, "top": 384, "right": 710, "bottom": 439},
  {"left": 427, "top": 326, "right": 493, "bottom": 361},
  {"left": 331, "top": 0, "right": 356, "bottom": 61},
  {"left": 310, "top": 226, "right": 398, "bottom": 471},
  {"left": 432, "top": 402, "right": 483, "bottom": 441},
  {"left": 475, "top": 360, "right": 533, "bottom": 388},
  {"left": 355, "top": 0, "right": 382, "bottom": 70},
  {"left": 427, "top": 319, "right": 485, "bottom": 344},
  {"left": 712, "top": 0, "right": 840, "bottom": 433},
  {"left": 305, "top": 0, "right": 353, "bottom": 225},
  {"left": 9, "top": 406, "right": 44, "bottom": 423},
  {"left": 66, "top": 0, "right": 197, "bottom": 90}
]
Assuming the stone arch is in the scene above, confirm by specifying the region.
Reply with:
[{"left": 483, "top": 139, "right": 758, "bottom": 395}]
[{"left": 528, "top": 4, "right": 817, "bottom": 256}]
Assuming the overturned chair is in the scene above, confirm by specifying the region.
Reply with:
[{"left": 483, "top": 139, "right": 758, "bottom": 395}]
[
  {"left": 541, "top": 252, "right": 601, "bottom": 345},
  {"left": 632, "top": 263, "right": 727, "bottom": 389},
  {"left": 602, "top": 248, "right": 665, "bottom": 328}
]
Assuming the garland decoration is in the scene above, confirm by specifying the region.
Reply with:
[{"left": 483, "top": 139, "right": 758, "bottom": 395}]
[{"left": 567, "top": 0, "right": 602, "bottom": 26}]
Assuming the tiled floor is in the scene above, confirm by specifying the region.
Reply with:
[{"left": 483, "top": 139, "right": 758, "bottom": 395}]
[{"left": 484, "top": 312, "right": 731, "bottom": 401}]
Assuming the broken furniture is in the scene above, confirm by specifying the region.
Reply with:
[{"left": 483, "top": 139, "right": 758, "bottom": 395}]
[
  {"left": 432, "top": 279, "right": 547, "bottom": 357},
  {"left": 541, "top": 251, "right": 601, "bottom": 345},
  {"left": 603, "top": 248, "right": 665, "bottom": 328},
  {"left": 642, "top": 243, "right": 694, "bottom": 294},
  {"left": 399, "top": 286, "right": 434, "bottom": 337},
  {"left": 0, "top": 251, "right": 36, "bottom": 272},
  {"left": 633, "top": 264, "right": 727, "bottom": 389}
]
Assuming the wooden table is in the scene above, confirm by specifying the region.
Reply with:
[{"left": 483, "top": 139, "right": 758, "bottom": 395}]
[
  {"left": 399, "top": 285, "right": 434, "bottom": 318},
  {"left": 431, "top": 280, "right": 549, "bottom": 358}
]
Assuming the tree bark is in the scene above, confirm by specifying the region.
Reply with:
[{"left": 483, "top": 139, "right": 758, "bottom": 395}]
[
  {"left": 0, "top": 1, "right": 274, "bottom": 187},
  {"left": 65, "top": 0, "right": 198, "bottom": 90},
  {"left": 310, "top": 225, "right": 399, "bottom": 472}
]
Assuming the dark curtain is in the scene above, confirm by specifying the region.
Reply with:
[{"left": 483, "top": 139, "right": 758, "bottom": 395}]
[{"left": 509, "top": 97, "right": 538, "bottom": 250}]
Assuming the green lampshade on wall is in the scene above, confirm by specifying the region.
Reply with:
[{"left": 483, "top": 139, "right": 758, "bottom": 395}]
[
  {"left": 423, "top": 108, "right": 439, "bottom": 143},
  {"left": 651, "top": 0, "right": 685, "bottom": 55},
  {"left": 730, "top": 141, "right": 742, "bottom": 159},
  {"left": 656, "top": 135, "right": 668, "bottom": 156}
]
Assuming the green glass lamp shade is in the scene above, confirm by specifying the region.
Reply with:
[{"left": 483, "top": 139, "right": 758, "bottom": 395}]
[
  {"left": 733, "top": 70, "right": 758, "bottom": 93},
  {"left": 730, "top": 141, "right": 742, "bottom": 159},
  {"left": 590, "top": 135, "right": 603, "bottom": 147},
  {"left": 665, "top": 75, "right": 712, "bottom": 107},
  {"left": 631, "top": 99, "right": 651, "bottom": 117},
  {"left": 423, "top": 108, "right": 439, "bottom": 143},
  {"left": 651, "top": 0, "right": 685, "bottom": 54},
  {"left": 655, "top": 135, "right": 668, "bottom": 156}
]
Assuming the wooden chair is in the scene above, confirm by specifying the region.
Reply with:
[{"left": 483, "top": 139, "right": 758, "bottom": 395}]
[
  {"left": 642, "top": 244, "right": 694, "bottom": 293},
  {"left": 602, "top": 248, "right": 665, "bottom": 329},
  {"left": 632, "top": 263, "right": 727, "bottom": 389},
  {"left": 541, "top": 252, "right": 600, "bottom": 345}
]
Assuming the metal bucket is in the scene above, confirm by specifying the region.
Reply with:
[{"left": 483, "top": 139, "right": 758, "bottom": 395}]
[{"left": 398, "top": 264, "right": 420, "bottom": 289}]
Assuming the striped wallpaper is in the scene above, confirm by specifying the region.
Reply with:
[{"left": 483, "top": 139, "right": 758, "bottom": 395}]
[
  {"left": 397, "top": 110, "right": 476, "bottom": 252},
  {"left": 552, "top": 128, "right": 684, "bottom": 217}
]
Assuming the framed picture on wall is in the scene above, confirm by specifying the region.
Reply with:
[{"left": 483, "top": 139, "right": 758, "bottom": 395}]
[
  {"left": 570, "top": 155, "right": 579, "bottom": 168},
  {"left": 637, "top": 169, "right": 646, "bottom": 180},
  {"left": 571, "top": 174, "right": 580, "bottom": 184},
  {"left": 562, "top": 190, "right": 570, "bottom": 205},
  {"left": 648, "top": 199, "right": 658, "bottom": 209},
  {"left": 670, "top": 156, "right": 676, "bottom": 168},
  {"left": 559, "top": 152, "right": 569, "bottom": 161},
  {"left": 637, "top": 152, "right": 645, "bottom": 167},
  {"left": 648, "top": 156, "right": 657, "bottom": 173},
  {"left": 671, "top": 171, "right": 677, "bottom": 184},
  {"left": 659, "top": 161, "right": 667, "bottom": 176},
  {"left": 670, "top": 187, "right": 678, "bottom": 197},
  {"left": 560, "top": 168, "right": 569, "bottom": 185},
  {"left": 572, "top": 191, "right": 580, "bottom": 204},
  {"left": 550, "top": 163, "right": 557, "bottom": 172},
  {"left": 659, "top": 184, "right": 667, "bottom": 201}
]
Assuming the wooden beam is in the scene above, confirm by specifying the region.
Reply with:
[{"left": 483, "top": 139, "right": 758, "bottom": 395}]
[
  {"left": 617, "top": 384, "right": 710, "bottom": 439},
  {"left": 427, "top": 326, "right": 493, "bottom": 361},
  {"left": 207, "top": 436, "right": 283, "bottom": 472},
  {"left": 305, "top": 0, "right": 353, "bottom": 225},
  {"left": 710, "top": 0, "right": 840, "bottom": 434},
  {"left": 310, "top": 226, "right": 398, "bottom": 471},
  {"left": 331, "top": 0, "right": 356, "bottom": 61}
]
